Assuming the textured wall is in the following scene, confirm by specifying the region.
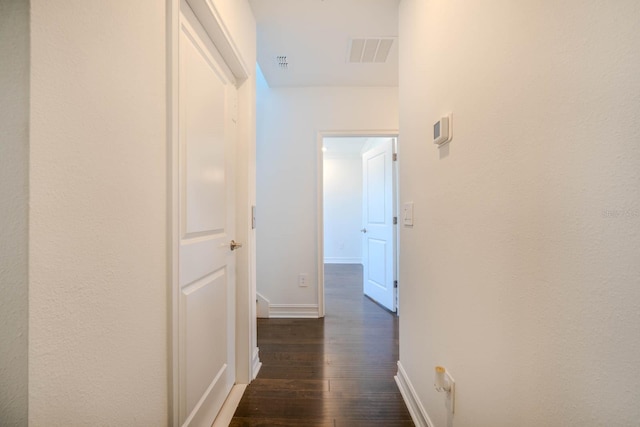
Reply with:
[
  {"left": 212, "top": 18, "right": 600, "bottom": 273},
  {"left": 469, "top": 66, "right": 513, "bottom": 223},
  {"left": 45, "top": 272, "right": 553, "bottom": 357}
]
[
  {"left": 0, "top": 1, "right": 29, "bottom": 425},
  {"left": 398, "top": 0, "right": 640, "bottom": 425},
  {"left": 29, "top": 1, "right": 168, "bottom": 424},
  {"left": 256, "top": 81, "right": 398, "bottom": 308}
]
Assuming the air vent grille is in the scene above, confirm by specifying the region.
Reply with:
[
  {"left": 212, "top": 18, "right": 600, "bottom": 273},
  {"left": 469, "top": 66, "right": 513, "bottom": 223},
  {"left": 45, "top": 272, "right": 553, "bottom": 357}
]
[
  {"left": 275, "top": 55, "right": 289, "bottom": 70},
  {"left": 348, "top": 38, "right": 395, "bottom": 63}
]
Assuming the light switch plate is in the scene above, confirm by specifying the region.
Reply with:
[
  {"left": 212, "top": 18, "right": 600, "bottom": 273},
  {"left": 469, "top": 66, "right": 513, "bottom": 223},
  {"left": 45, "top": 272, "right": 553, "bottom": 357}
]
[{"left": 298, "top": 274, "right": 308, "bottom": 287}]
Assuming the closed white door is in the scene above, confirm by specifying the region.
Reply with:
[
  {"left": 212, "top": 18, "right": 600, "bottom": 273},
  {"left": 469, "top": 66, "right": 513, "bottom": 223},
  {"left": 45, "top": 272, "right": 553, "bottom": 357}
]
[
  {"left": 362, "top": 139, "right": 396, "bottom": 312},
  {"left": 178, "top": 5, "right": 238, "bottom": 426}
]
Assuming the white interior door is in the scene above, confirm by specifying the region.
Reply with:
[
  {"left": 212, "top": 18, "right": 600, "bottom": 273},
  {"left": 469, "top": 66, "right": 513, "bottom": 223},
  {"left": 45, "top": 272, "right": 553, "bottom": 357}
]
[
  {"left": 362, "top": 139, "right": 396, "bottom": 312},
  {"left": 178, "top": 4, "right": 237, "bottom": 426}
]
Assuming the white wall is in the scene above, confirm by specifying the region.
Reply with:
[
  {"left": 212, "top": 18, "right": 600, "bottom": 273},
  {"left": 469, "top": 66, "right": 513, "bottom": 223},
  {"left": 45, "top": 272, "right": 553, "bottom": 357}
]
[
  {"left": 25, "top": 1, "right": 257, "bottom": 424},
  {"left": 256, "top": 80, "right": 398, "bottom": 311},
  {"left": 28, "top": 1, "right": 168, "bottom": 424},
  {"left": 323, "top": 153, "right": 363, "bottom": 264},
  {"left": 398, "top": 1, "right": 640, "bottom": 426},
  {"left": 0, "top": 1, "right": 29, "bottom": 424}
]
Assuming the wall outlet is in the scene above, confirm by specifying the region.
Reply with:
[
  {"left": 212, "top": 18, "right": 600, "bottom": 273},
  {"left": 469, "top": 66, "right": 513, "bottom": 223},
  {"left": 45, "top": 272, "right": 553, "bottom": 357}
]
[
  {"left": 298, "top": 273, "right": 308, "bottom": 287},
  {"left": 434, "top": 366, "right": 456, "bottom": 414}
]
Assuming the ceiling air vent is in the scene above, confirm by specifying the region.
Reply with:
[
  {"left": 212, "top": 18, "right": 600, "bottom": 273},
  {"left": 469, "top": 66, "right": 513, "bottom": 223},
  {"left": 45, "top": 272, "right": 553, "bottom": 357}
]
[
  {"left": 348, "top": 38, "right": 395, "bottom": 63},
  {"left": 275, "top": 55, "right": 289, "bottom": 70}
]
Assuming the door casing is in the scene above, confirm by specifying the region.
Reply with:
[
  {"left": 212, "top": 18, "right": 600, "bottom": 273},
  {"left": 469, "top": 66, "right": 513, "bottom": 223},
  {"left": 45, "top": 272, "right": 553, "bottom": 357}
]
[{"left": 317, "top": 130, "right": 399, "bottom": 318}]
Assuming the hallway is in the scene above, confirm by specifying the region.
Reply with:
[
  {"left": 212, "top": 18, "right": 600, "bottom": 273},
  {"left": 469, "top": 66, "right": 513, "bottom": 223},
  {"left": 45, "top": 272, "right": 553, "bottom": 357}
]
[{"left": 230, "top": 263, "right": 413, "bottom": 426}]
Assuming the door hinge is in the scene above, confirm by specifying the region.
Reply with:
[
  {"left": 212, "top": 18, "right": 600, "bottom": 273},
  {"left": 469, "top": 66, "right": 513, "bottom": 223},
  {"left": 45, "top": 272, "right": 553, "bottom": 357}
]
[
  {"left": 393, "top": 216, "right": 398, "bottom": 225},
  {"left": 394, "top": 280, "right": 398, "bottom": 288},
  {"left": 393, "top": 153, "right": 397, "bottom": 161}
]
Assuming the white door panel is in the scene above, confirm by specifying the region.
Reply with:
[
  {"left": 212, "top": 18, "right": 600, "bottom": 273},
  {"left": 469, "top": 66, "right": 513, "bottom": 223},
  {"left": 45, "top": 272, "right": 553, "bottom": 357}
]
[
  {"left": 367, "top": 154, "right": 386, "bottom": 223},
  {"left": 362, "top": 139, "right": 396, "bottom": 312},
  {"left": 367, "top": 239, "right": 387, "bottom": 287},
  {"left": 182, "top": 13, "right": 228, "bottom": 237},
  {"left": 179, "top": 238, "right": 224, "bottom": 287},
  {"left": 183, "top": 270, "right": 227, "bottom": 412},
  {"left": 178, "top": 3, "right": 237, "bottom": 425}
]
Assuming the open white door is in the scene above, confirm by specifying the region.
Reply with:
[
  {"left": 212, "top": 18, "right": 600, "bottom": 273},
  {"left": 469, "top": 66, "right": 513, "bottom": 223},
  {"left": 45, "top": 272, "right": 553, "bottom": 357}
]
[
  {"left": 177, "top": 5, "right": 238, "bottom": 425},
  {"left": 362, "top": 139, "right": 396, "bottom": 312}
]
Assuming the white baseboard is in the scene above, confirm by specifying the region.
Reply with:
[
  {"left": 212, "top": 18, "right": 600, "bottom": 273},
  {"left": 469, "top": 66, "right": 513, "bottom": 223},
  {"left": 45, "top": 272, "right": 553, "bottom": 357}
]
[
  {"left": 211, "top": 384, "right": 246, "bottom": 427},
  {"left": 395, "top": 361, "right": 434, "bottom": 427},
  {"left": 256, "top": 292, "right": 270, "bottom": 318},
  {"left": 251, "top": 346, "right": 261, "bottom": 380},
  {"left": 268, "top": 304, "right": 319, "bottom": 318},
  {"left": 323, "top": 257, "right": 362, "bottom": 264}
]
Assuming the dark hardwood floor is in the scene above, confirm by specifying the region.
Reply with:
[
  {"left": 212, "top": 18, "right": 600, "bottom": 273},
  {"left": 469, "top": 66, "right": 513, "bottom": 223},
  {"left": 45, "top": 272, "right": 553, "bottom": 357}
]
[{"left": 230, "top": 263, "right": 414, "bottom": 426}]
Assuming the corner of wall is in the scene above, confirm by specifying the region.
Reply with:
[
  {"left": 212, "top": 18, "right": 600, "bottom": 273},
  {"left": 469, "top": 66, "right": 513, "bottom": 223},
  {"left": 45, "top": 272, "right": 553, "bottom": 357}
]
[{"left": 0, "top": 0, "right": 30, "bottom": 424}]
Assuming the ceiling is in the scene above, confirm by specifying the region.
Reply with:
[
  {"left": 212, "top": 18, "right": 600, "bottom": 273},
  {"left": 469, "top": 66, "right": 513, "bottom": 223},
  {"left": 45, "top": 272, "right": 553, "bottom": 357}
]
[{"left": 249, "top": 0, "right": 400, "bottom": 87}]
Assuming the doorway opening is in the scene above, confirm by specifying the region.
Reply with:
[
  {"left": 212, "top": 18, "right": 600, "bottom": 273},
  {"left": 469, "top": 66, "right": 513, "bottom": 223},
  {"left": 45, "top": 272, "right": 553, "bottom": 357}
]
[{"left": 317, "top": 132, "right": 399, "bottom": 317}]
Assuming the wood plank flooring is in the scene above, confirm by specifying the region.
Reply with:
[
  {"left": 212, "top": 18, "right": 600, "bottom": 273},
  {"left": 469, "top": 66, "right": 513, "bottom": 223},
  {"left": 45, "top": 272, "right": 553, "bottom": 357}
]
[{"left": 230, "top": 263, "right": 414, "bottom": 426}]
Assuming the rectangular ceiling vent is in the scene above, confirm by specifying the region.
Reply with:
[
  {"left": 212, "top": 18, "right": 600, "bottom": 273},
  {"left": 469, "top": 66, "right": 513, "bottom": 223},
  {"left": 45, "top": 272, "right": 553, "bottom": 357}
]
[
  {"left": 275, "top": 55, "right": 289, "bottom": 70},
  {"left": 348, "top": 38, "right": 395, "bottom": 63}
]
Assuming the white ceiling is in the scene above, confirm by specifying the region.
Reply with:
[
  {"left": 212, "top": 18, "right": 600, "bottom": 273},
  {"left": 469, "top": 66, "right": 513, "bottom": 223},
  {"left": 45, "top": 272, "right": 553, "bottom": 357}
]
[{"left": 249, "top": 0, "right": 400, "bottom": 87}]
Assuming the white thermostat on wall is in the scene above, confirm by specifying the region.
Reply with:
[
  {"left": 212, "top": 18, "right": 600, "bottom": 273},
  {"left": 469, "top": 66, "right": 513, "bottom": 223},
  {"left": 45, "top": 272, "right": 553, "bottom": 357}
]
[{"left": 433, "top": 114, "right": 452, "bottom": 145}]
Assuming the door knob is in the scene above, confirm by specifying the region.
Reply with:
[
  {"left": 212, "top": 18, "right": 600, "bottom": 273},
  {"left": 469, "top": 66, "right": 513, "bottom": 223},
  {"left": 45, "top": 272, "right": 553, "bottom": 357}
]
[
  {"left": 230, "top": 240, "right": 243, "bottom": 251},
  {"left": 360, "top": 228, "right": 367, "bottom": 233}
]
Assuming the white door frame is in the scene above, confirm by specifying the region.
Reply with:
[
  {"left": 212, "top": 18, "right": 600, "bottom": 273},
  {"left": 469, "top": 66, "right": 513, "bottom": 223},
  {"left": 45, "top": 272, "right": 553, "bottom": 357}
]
[
  {"left": 316, "top": 129, "right": 399, "bottom": 318},
  {"left": 168, "top": 0, "right": 257, "bottom": 424}
]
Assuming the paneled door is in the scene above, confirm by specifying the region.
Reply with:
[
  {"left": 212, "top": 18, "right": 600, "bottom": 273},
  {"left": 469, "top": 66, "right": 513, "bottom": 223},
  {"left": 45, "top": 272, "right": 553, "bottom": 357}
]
[
  {"left": 178, "top": 4, "right": 238, "bottom": 425},
  {"left": 362, "top": 139, "right": 396, "bottom": 312}
]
